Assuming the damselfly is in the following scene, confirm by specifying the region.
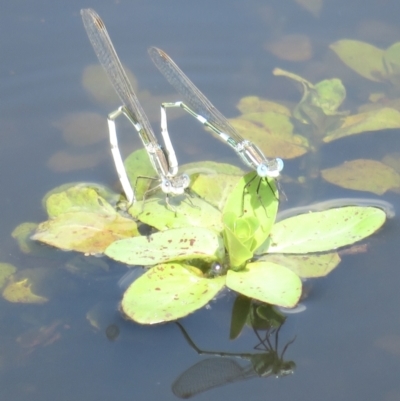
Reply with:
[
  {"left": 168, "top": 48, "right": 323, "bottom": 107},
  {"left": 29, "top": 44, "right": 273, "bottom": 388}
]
[
  {"left": 81, "top": 9, "right": 190, "bottom": 206},
  {"left": 148, "top": 47, "right": 284, "bottom": 201},
  {"left": 173, "top": 322, "right": 295, "bottom": 398}
]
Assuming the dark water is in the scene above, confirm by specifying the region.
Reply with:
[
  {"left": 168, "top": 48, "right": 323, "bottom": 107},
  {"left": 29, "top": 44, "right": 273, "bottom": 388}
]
[{"left": 2, "top": 1, "right": 400, "bottom": 400}]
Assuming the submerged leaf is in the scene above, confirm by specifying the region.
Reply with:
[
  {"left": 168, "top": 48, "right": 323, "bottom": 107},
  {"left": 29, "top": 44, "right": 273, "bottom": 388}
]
[
  {"left": 3, "top": 277, "right": 48, "bottom": 304},
  {"left": 226, "top": 262, "right": 302, "bottom": 308},
  {"left": 105, "top": 227, "right": 224, "bottom": 266},
  {"left": 121, "top": 263, "right": 225, "bottom": 324},
  {"left": 324, "top": 108, "right": 400, "bottom": 142},
  {"left": 0, "top": 263, "right": 17, "bottom": 289},
  {"left": 268, "top": 207, "right": 386, "bottom": 253},
  {"left": 321, "top": 159, "right": 400, "bottom": 195},
  {"left": 260, "top": 253, "right": 341, "bottom": 278},
  {"left": 330, "top": 40, "right": 386, "bottom": 82}
]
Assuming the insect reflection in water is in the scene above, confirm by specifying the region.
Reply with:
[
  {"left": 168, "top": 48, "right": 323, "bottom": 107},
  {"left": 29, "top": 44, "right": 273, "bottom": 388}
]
[{"left": 173, "top": 322, "right": 296, "bottom": 398}]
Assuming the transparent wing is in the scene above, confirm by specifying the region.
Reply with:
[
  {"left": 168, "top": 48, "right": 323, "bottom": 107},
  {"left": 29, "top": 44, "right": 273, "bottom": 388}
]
[
  {"left": 81, "top": 9, "right": 157, "bottom": 145},
  {"left": 148, "top": 47, "right": 244, "bottom": 143}
]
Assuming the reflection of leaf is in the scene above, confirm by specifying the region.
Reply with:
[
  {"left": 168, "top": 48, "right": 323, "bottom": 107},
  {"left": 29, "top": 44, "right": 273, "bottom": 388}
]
[
  {"left": 268, "top": 207, "right": 386, "bottom": 253},
  {"left": 105, "top": 227, "right": 224, "bottom": 266},
  {"left": 260, "top": 253, "right": 341, "bottom": 278},
  {"left": 330, "top": 40, "right": 386, "bottom": 82},
  {"left": 230, "top": 295, "right": 251, "bottom": 340},
  {"left": 129, "top": 194, "right": 223, "bottom": 232},
  {"left": 321, "top": 160, "right": 400, "bottom": 195},
  {"left": 229, "top": 117, "right": 308, "bottom": 159},
  {"left": 121, "top": 263, "right": 225, "bottom": 324},
  {"left": 226, "top": 262, "right": 302, "bottom": 308},
  {"left": 324, "top": 108, "right": 400, "bottom": 142}
]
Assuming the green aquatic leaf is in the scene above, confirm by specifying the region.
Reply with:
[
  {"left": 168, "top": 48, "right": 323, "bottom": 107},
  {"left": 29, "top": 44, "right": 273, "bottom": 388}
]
[
  {"left": 222, "top": 212, "right": 258, "bottom": 269},
  {"left": 0, "top": 263, "right": 17, "bottom": 289},
  {"left": 129, "top": 194, "right": 223, "bottom": 232},
  {"left": 190, "top": 173, "right": 242, "bottom": 210},
  {"left": 124, "top": 148, "right": 157, "bottom": 201},
  {"left": 324, "top": 108, "right": 400, "bottom": 142},
  {"left": 226, "top": 261, "right": 302, "bottom": 308},
  {"left": 229, "top": 115, "right": 308, "bottom": 159},
  {"left": 260, "top": 252, "right": 341, "bottom": 278},
  {"left": 330, "top": 40, "right": 386, "bottom": 82},
  {"left": 224, "top": 172, "right": 279, "bottom": 252},
  {"left": 121, "top": 263, "right": 225, "bottom": 324},
  {"left": 268, "top": 207, "right": 386, "bottom": 254},
  {"left": 42, "top": 182, "right": 120, "bottom": 214},
  {"left": 105, "top": 226, "right": 224, "bottom": 266},
  {"left": 321, "top": 159, "right": 400, "bottom": 195},
  {"left": 32, "top": 211, "right": 139, "bottom": 254},
  {"left": 44, "top": 186, "right": 117, "bottom": 218}
]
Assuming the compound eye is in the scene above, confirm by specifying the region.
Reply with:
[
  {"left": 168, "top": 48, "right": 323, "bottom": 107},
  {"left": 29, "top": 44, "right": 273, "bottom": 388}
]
[
  {"left": 257, "top": 164, "right": 269, "bottom": 178},
  {"left": 161, "top": 179, "right": 171, "bottom": 193}
]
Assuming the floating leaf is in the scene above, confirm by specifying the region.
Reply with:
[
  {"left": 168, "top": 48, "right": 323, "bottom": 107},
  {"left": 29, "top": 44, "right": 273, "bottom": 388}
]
[
  {"left": 0, "top": 263, "right": 17, "bottom": 289},
  {"left": 124, "top": 148, "right": 158, "bottom": 201},
  {"left": 32, "top": 210, "right": 139, "bottom": 254},
  {"left": 121, "top": 263, "right": 225, "bottom": 324},
  {"left": 105, "top": 227, "right": 224, "bottom": 266},
  {"left": 3, "top": 277, "right": 48, "bottom": 304},
  {"left": 226, "top": 262, "right": 302, "bottom": 308},
  {"left": 229, "top": 115, "right": 308, "bottom": 159},
  {"left": 260, "top": 253, "right": 341, "bottom": 278},
  {"left": 45, "top": 186, "right": 117, "bottom": 218},
  {"left": 330, "top": 40, "right": 386, "bottom": 82},
  {"left": 190, "top": 173, "right": 242, "bottom": 210},
  {"left": 324, "top": 108, "right": 400, "bottom": 142},
  {"left": 42, "top": 182, "right": 120, "bottom": 211},
  {"left": 321, "top": 159, "right": 400, "bottom": 195},
  {"left": 268, "top": 207, "right": 386, "bottom": 253},
  {"left": 129, "top": 194, "right": 223, "bottom": 232},
  {"left": 223, "top": 172, "right": 279, "bottom": 252}
]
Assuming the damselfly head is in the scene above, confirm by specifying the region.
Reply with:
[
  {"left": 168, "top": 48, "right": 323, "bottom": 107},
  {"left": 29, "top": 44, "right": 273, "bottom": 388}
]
[{"left": 257, "top": 158, "right": 284, "bottom": 178}]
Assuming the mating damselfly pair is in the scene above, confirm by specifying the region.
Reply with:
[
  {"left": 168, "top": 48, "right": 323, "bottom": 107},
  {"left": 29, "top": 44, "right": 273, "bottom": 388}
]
[{"left": 81, "top": 8, "right": 284, "bottom": 209}]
